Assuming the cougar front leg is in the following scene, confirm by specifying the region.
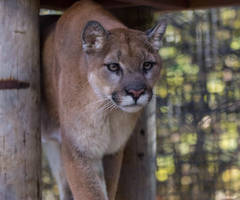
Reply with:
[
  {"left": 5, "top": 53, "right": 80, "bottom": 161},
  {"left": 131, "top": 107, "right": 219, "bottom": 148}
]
[{"left": 62, "top": 141, "right": 108, "bottom": 200}]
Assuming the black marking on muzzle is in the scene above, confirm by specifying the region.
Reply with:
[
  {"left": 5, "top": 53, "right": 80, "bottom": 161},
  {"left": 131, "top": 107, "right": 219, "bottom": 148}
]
[{"left": 112, "top": 92, "right": 119, "bottom": 104}]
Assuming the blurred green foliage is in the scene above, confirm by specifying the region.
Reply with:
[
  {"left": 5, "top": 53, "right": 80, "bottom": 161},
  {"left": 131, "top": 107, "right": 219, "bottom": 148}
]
[
  {"left": 40, "top": 9, "right": 63, "bottom": 15},
  {"left": 156, "top": 7, "right": 240, "bottom": 200},
  {"left": 42, "top": 155, "right": 59, "bottom": 200}
]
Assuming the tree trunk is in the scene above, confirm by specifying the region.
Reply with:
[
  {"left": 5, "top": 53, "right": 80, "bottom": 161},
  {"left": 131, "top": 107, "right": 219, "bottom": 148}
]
[
  {"left": 109, "top": 7, "right": 156, "bottom": 200},
  {"left": 0, "top": 1, "right": 41, "bottom": 200}
]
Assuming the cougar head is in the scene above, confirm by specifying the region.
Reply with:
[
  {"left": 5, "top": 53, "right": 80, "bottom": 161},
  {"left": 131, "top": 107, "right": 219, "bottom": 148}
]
[{"left": 82, "top": 20, "right": 167, "bottom": 113}]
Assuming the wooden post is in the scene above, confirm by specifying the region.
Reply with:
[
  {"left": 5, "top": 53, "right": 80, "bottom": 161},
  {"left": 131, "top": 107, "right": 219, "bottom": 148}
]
[
  {"left": 116, "top": 100, "right": 157, "bottom": 200},
  {"left": 109, "top": 7, "right": 157, "bottom": 200},
  {"left": 0, "top": 1, "right": 41, "bottom": 200}
]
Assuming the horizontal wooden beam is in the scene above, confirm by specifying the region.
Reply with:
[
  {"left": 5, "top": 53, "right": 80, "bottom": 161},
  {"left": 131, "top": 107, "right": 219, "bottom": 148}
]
[
  {"left": 40, "top": 0, "right": 240, "bottom": 11},
  {"left": 97, "top": 0, "right": 141, "bottom": 8},
  {"left": 40, "top": 0, "right": 75, "bottom": 10},
  {"left": 40, "top": 0, "right": 187, "bottom": 10},
  {"left": 189, "top": 0, "right": 240, "bottom": 10},
  {"left": 114, "top": 0, "right": 187, "bottom": 10},
  {"left": 40, "top": 0, "right": 145, "bottom": 9}
]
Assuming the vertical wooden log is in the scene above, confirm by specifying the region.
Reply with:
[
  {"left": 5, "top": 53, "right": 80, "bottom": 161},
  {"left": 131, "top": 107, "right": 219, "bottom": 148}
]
[
  {"left": 116, "top": 101, "right": 157, "bottom": 200},
  {"left": 0, "top": 1, "right": 41, "bottom": 200},
  {"left": 109, "top": 7, "right": 156, "bottom": 200}
]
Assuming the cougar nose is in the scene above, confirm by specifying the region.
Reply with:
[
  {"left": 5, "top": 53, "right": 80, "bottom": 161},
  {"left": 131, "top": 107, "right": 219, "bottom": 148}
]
[{"left": 125, "top": 85, "right": 146, "bottom": 101}]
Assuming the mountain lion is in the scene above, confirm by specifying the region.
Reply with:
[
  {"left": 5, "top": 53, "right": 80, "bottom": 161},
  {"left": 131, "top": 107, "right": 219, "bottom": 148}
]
[{"left": 41, "top": 0, "right": 167, "bottom": 199}]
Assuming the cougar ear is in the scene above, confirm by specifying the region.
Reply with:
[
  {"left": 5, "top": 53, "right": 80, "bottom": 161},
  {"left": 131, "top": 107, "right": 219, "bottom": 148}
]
[
  {"left": 146, "top": 21, "right": 167, "bottom": 51},
  {"left": 82, "top": 21, "right": 108, "bottom": 53}
]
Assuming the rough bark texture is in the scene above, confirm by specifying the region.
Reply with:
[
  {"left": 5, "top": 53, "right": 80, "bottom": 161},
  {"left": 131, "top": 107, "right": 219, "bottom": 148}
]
[
  {"left": 0, "top": 1, "right": 41, "bottom": 200},
  {"left": 109, "top": 7, "right": 157, "bottom": 200}
]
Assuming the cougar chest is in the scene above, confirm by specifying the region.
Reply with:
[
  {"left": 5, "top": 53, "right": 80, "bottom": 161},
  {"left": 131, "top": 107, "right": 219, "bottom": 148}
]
[{"left": 106, "top": 111, "right": 139, "bottom": 154}]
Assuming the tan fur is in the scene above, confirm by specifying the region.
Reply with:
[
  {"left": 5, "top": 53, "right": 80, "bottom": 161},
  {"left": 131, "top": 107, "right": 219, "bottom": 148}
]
[{"left": 41, "top": 0, "right": 166, "bottom": 199}]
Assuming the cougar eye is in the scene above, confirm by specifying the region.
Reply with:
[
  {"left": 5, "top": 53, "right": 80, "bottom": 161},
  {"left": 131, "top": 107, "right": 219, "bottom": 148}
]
[
  {"left": 143, "top": 61, "right": 155, "bottom": 72},
  {"left": 105, "top": 63, "right": 121, "bottom": 72}
]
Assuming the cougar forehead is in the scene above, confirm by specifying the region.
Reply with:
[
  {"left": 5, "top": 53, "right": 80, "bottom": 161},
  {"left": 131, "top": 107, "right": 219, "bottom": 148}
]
[{"left": 107, "top": 28, "right": 156, "bottom": 59}]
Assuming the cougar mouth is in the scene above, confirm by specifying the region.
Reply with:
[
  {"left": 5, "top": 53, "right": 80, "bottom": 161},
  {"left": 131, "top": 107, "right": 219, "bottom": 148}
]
[
  {"left": 120, "top": 104, "right": 143, "bottom": 113},
  {"left": 110, "top": 90, "right": 152, "bottom": 113}
]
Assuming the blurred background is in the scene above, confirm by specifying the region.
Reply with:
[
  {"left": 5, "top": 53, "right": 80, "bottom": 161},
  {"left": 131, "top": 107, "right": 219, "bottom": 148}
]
[
  {"left": 41, "top": 6, "right": 240, "bottom": 200},
  {"left": 155, "top": 7, "right": 240, "bottom": 200}
]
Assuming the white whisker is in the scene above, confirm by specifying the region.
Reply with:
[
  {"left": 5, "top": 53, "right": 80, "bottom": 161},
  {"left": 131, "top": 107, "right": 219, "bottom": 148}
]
[{"left": 80, "top": 98, "right": 109, "bottom": 116}]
